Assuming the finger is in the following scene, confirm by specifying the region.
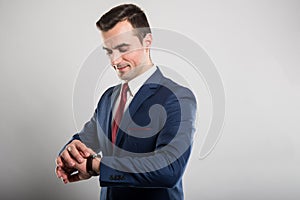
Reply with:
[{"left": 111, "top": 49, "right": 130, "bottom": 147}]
[
  {"left": 59, "top": 155, "right": 76, "bottom": 169},
  {"left": 58, "top": 166, "right": 78, "bottom": 184},
  {"left": 67, "top": 144, "right": 85, "bottom": 164},
  {"left": 56, "top": 156, "right": 64, "bottom": 167},
  {"left": 60, "top": 149, "right": 76, "bottom": 167},
  {"left": 68, "top": 171, "right": 91, "bottom": 183},
  {"left": 68, "top": 172, "right": 81, "bottom": 183},
  {"left": 87, "top": 147, "right": 96, "bottom": 155},
  {"left": 63, "top": 166, "right": 77, "bottom": 174},
  {"left": 74, "top": 141, "right": 91, "bottom": 158},
  {"left": 55, "top": 166, "right": 62, "bottom": 178},
  {"left": 56, "top": 166, "right": 69, "bottom": 182}
]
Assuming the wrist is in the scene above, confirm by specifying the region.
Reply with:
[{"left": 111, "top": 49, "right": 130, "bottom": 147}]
[
  {"left": 92, "top": 157, "right": 101, "bottom": 175},
  {"left": 86, "top": 152, "right": 102, "bottom": 176}
]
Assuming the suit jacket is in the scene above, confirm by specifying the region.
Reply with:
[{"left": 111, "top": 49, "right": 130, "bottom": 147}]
[{"left": 69, "top": 68, "right": 197, "bottom": 200}]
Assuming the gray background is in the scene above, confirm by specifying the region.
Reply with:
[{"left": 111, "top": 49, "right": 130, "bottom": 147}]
[{"left": 1, "top": 0, "right": 299, "bottom": 199}]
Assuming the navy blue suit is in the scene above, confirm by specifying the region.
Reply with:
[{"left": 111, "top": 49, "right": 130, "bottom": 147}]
[{"left": 69, "top": 68, "right": 196, "bottom": 200}]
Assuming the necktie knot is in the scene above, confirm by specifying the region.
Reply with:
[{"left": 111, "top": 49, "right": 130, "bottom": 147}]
[
  {"left": 121, "top": 83, "right": 129, "bottom": 104},
  {"left": 122, "top": 82, "right": 129, "bottom": 96}
]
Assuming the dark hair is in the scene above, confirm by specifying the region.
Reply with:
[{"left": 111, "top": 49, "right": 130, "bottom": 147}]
[{"left": 96, "top": 4, "right": 151, "bottom": 43}]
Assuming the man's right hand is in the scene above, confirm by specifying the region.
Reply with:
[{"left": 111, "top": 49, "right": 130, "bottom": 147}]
[{"left": 55, "top": 140, "right": 91, "bottom": 183}]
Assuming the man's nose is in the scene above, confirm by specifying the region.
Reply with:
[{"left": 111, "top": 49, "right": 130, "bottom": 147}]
[{"left": 111, "top": 52, "right": 122, "bottom": 66}]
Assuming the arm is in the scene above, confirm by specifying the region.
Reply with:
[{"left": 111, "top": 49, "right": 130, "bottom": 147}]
[
  {"left": 55, "top": 111, "right": 100, "bottom": 183},
  {"left": 55, "top": 86, "right": 115, "bottom": 183}
]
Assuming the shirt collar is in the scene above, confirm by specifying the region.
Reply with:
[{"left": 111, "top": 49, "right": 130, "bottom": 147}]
[{"left": 122, "top": 65, "right": 157, "bottom": 97}]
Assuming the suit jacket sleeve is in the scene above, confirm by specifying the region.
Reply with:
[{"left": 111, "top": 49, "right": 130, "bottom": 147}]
[
  {"left": 59, "top": 86, "right": 117, "bottom": 154},
  {"left": 59, "top": 110, "right": 101, "bottom": 155}
]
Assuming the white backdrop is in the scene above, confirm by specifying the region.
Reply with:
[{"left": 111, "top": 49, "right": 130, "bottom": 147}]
[{"left": 0, "top": 0, "right": 299, "bottom": 199}]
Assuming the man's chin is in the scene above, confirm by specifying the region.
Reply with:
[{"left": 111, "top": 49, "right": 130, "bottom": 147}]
[
  {"left": 118, "top": 72, "right": 131, "bottom": 81},
  {"left": 117, "top": 68, "right": 139, "bottom": 81}
]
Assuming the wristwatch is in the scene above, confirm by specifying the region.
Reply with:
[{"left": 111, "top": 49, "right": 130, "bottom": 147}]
[{"left": 86, "top": 151, "right": 102, "bottom": 176}]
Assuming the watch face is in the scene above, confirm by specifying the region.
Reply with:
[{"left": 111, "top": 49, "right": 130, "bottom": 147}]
[
  {"left": 92, "top": 153, "right": 98, "bottom": 159},
  {"left": 92, "top": 152, "right": 102, "bottom": 159},
  {"left": 93, "top": 151, "right": 103, "bottom": 158}
]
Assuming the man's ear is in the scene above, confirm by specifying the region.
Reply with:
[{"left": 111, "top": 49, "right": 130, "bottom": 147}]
[{"left": 143, "top": 33, "right": 153, "bottom": 49}]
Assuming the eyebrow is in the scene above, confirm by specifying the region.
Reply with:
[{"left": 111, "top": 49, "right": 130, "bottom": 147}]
[{"left": 102, "top": 43, "right": 130, "bottom": 51}]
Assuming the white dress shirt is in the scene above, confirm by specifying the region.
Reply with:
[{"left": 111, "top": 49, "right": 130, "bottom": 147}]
[{"left": 112, "top": 65, "right": 157, "bottom": 119}]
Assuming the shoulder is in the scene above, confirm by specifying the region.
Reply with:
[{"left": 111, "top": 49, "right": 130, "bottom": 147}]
[
  {"left": 96, "top": 85, "right": 120, "bottom": 106},
  {"left": 150, "top": 67, "right": 196, "bottom": 101},
  {"left": 100, "top": 83, "right": 122, "bottom": 98},
  {"left": 102, "top": 85, "right": 117, "bottom": 96},
  {"left": 160, "top": 75, "right": 196, "bottom": 103}
]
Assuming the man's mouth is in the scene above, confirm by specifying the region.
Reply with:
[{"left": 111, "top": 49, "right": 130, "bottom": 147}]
[{"left": 116, "top": 65, "right": 130, "bottom": 70}]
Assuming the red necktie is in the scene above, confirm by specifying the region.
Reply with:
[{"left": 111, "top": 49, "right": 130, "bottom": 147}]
[{"left": 112, "top": 83, "right": 129, "bottom": 144}]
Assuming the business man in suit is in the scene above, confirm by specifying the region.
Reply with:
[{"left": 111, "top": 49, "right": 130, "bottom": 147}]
[{"left": 55, "top": 4, "right": 196, "bottom": 200}]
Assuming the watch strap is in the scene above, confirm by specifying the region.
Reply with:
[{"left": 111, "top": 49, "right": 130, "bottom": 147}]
[{"left": 86, "top": 153, "right": 101, "bottom": 176}]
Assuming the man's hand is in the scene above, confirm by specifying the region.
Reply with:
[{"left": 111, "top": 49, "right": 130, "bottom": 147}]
[
  {"left": 60, "top": 140, "right": 91, "bottom": 167},
  {"left": 67, "top": 156, "right": 91, "bottom": 183},
  {"left": 56, "top": 156, "right": 75, "bottom": 184},
  {"left": 55, "top": 140, "right": 94, "bottom": 183}
]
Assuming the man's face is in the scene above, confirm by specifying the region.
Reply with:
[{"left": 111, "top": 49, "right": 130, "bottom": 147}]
[{"left": 101, "top": 20, "right": 152, "bottom": 81}]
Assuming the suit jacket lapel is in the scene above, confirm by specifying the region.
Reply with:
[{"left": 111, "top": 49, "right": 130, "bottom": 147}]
[
  {"left": 106, "top": 85, "right": 121, "bottom": 142},
  {"left": 115, "top": 68, "right": 163, "bottom": 146},
  {"left": 128, "top": 68, "right": 163, "bottom": 118}
]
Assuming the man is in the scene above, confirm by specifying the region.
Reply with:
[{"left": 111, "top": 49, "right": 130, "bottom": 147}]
[{"left": 56, "top": 4, "right": 196, "bottom": 200}]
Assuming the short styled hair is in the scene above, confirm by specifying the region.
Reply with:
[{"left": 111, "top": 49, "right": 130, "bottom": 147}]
[{"left": 96, "top": 4, "right": 151, "bottom": 43}]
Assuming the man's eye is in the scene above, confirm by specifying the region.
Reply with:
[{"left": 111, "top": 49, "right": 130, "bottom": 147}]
[
  {"left": 106, "top": 50, "right": 113, "bottom": 55},
  {"left": 119, "top": 47, "right": 129, "bottom": 53}
]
